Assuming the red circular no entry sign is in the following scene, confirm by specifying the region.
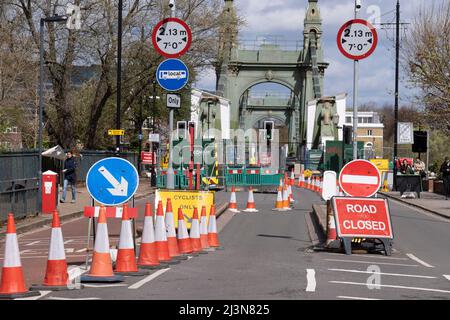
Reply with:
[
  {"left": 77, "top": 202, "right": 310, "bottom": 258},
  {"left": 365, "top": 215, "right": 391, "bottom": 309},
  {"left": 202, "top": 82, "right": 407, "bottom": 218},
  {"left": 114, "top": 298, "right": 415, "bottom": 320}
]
[
  {"left": 339, "top": 159, "right": 381, "bottom": 197},
  {"left": 337, "top": 19, "right": 378, "bottom": 60}
]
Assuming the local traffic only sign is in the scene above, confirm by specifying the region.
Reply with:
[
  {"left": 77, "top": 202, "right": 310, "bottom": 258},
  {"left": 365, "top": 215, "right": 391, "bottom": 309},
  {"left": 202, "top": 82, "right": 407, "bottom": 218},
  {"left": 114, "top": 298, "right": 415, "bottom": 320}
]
[
  {"left": 152, "top": 17, "right": 192, "bottom": 58},
  {"left": 332, "top": 197, "right": 393, "bottom": 256},
  {"left": 339, "top": 159, "right": 381, "bottom": 197},
  {"left": 167, "top": 93, "right": 181, "bottom": 108},
  {"left": 156, "top": 58, "right": 189, "bottom": 92},
  {"left": 86, "top": 157, "right": 139, "bottom": 206},
  {"left": 337, "top": 19, "right": 378, "bottom": 60}
]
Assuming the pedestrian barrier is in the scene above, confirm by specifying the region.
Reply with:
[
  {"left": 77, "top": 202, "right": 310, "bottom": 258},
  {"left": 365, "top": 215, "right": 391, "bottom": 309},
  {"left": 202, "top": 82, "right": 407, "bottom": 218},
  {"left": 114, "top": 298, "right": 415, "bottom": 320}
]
[
  {"left": 225, "top": 166, "right": 283, "bottom": 187},
  {"left": 157, "top": 168, "right": 206, "bottom": 189},
  {"left": 0, "top": 213, "right": 40, "bottom": 299}
]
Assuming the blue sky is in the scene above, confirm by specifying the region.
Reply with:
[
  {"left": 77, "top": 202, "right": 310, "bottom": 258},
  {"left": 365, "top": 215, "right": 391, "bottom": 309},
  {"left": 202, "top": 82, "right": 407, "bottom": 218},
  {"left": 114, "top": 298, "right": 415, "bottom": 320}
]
[{"left": 193, "top": 0, "right": 444, "bottom": 107}]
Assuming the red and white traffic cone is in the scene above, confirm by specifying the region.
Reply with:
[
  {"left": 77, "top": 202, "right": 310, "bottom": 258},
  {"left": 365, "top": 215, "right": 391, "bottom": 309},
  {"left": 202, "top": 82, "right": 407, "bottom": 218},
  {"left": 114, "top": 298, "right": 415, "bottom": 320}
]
[
  {"left": 0, "top": 214, "right": 40, "bottom": 298},
  {"left": 31, "top": 210, "right": 78, "bottom": 291},
  {"left": 282, "top": 185, "right": 292, "bottom": 211},
  {"left": 177, "top": 208, "right": 193, "bottom": 255},
  {"left": 272, "top": 185, "right": 285, "bottom": 211},
  {"left": 155, "top": 201, "right": 179, "bottom": 265},
  {"left": 190, "top": 207, "right": 207, "bottom": 254},
  {"left": 307, "top": 177, "right": 312, "bottom": 190},
  {"left": 290, "top": 169, "right": 295, "bottom": 186},
  {"left": 228, "top": 186, "right": 240, "bottom": 213},
  {"left": 207, "top": 205, "right": 223, "bottom": 249},
  {"left": 243, "top": 187, "right": 258, "bottom": 212},
  {"left": 199, "top": 206, "right": 211, "bottom": 250},
  {"left": 138, "top": 203, "right": 167, "bottom": 269},
  {"left": 81, "top": 206, "right": 124, "bottom": 283},
  {"left": 318, "top": 178, "right": 323, "bottom": 194},
  {"left": 288, "top": 183, "right": 295, "bottom": 203},
  {"left": 326, "top": 215, "right": 340, "bottom": 248},
  {"left": 115, "top": 204, "right": 147, "bottom": 276},
  {"left": 165, "top": 198, "right": 187, "bottom": 260}
]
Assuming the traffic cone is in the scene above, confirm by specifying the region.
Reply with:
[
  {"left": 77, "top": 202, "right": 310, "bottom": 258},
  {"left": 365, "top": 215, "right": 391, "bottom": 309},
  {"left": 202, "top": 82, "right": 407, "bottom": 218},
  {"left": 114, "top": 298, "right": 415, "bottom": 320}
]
[
  {"left": 30, "top": 210, "right": 79, "bottom": 291},
  {"left": 282, "top": 185, "right": 292, "bottom": 211},
  {"left": 115, "top": 204, "right": 148, "bottom": 276},
  {"left": 165, "top": 198, "right": 187, "bottom": 260},
  {"left": 80, "top": 206, "right": 124, "bottom": 283},
  {"left": 228, "top": 186, "right": 240, "bottom": 213},
  {"left": 290, "top": 169, "right": 295, "bottom": 186},
  {"left": 326, "top": 215, "right": 340, "bottom": 248},
  {"left": 177, "top": 208, "right": 193, "bottom": 255},
  {"left": 138, "top": 203, "right": 167, "bottom": 269},
  {"left": 272, "top": 185, "right": 284, "bottom": 211},
  {"left": 319, "top": 177, "right": 323, "bottom": 194},
  {"left": 190, "top": 207, "right": 207, "bottom": 254},
  {"left": 0, "top": 214, "right": 40, "bottom": 298},
  {"left": 307, "top": 177, "right": 312, "bottom": 190},
  {"left": 207, "top": 205, "right": 223, "bottom": 249},
  {"left": 243, "top": 187, "right": 258, "bottom": 212},
  {"left": 199, "top": 206, "right": 211, "bottom": 250},
  {"left": 155, "top": 201, "right": 179, "bottom": 265},
  {"left": 288, "top": 183, "right": 294, "bottom": 203}
]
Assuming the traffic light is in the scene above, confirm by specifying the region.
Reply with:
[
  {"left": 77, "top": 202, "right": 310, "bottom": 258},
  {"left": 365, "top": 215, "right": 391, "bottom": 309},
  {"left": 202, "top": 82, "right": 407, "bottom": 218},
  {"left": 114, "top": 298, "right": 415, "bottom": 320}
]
[
  {"left": 343, "top": 125, "right": 352, "bottom": 144},
  {"left": 177, "top": 121, "right": 187, "bottom": 140},
  {"left": 264, "top": 121, "right": 274, "bottom": 141}
]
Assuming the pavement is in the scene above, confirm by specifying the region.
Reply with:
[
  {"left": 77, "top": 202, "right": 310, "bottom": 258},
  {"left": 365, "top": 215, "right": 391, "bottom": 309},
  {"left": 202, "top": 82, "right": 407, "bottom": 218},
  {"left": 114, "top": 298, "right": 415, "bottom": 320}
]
[{"left": 379, "top": 191, "right": 450, "bottom": 219}]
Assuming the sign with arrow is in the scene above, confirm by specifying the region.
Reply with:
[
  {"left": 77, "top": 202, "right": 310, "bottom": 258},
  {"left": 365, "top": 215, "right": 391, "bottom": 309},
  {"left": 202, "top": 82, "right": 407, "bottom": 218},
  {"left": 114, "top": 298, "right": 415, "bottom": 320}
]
[
  {"left": 86, "top": 157, "right": 139, "bottom": 206},
  {"left": 152, "top": 17, "right": 192, "bottom": 58},
  {"left": 337, "top": 19, "right": 378, "bottom": 60}
]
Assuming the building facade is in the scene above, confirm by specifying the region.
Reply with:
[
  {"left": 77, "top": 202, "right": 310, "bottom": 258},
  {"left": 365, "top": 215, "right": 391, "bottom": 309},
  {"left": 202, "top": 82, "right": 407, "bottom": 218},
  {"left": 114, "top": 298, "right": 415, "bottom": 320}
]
[{"left": 344, "top": 111, "right": 384, "bottom": 158}]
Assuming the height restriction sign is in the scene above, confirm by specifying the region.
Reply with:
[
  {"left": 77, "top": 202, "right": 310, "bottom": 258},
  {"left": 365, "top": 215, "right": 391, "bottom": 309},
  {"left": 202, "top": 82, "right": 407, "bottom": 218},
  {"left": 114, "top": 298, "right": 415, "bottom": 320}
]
[
  {"left": 152, "top": 17, "right": 192, "bottom": 58},
  {"left": 337, "top": 19, "right": 378, "bottom": 60}
]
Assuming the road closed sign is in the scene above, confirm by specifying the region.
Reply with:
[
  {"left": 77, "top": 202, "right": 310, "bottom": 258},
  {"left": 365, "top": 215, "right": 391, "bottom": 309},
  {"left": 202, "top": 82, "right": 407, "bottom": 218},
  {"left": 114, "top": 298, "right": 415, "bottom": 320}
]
[{"left": 332, "top": 197, "right": 393, "bottom": 239}]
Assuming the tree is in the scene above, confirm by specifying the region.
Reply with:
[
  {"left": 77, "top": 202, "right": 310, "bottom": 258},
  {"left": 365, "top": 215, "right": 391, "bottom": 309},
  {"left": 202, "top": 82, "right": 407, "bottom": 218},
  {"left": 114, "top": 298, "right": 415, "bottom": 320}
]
[{"left": 404, "top": 2, "right": 450, "bottom": 134}]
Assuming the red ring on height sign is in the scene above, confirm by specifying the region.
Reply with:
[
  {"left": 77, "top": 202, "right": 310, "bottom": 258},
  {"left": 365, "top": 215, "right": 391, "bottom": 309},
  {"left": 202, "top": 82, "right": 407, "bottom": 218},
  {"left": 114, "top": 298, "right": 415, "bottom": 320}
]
[
  {"left": 337, "top": 19, "right": 378, "bottom": 60},
  {"left": 152, "top": 17, "right": 192, "bottom": 58}
]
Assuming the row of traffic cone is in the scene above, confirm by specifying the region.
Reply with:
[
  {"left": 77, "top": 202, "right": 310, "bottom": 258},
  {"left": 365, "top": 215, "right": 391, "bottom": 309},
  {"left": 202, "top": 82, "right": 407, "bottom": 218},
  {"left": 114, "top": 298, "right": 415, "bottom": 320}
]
[
  {"left": 272, "top": 175, "right": 295, "bottom": 211},
  {"left": 227, "top": 186, "right": 259, "bottom": 213},
  {"left": 0, "top": 199, "right": 223, "bottom": 299}
]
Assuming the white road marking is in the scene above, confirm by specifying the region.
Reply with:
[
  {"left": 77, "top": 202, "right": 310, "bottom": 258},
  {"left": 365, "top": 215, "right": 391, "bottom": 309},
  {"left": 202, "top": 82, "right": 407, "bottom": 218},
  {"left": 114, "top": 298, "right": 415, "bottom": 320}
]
[
  {"left": 19, "top": 249, "right": 34, "bottom": 254},
  {"left": 82, "top": 283, "right": 127, "bottom": 288},
  {"left": 328, "top": 268, "right": 437, "bottom": 279},
  {"left": 67, "top": 265, "right": 88, "bottom": 282},
  {"left": 406, "top": 253, "right": 434, "bottom": 268},
  {"left": 64, "top": 239, "right": 75, "bottom": 244},
  {"left": 444, "top": 275, "right": 450, "bottom": 281},
  {"left": 342, "top": 174, "right": 378, "bottom": 185},
  {"left": 65, "top": 248, "right": 75, "bottom": 253},
  {"left": 337, "top": 296, "right": 381, "bottom": 300},
  {"left": 305, "top": 269, "right": 316, "bottom": 292},
  {"left": 15, "top": 291, "right": 51, "bottom": 300},
  {"left": 330, "top": 281, "right": 450, "bottom": 294},
  {"left": 25, "top": 241, "right": 41, "bottom": 246},
  {"left": 76, "top": 248, "right": 87, "bottom": 253},
  {"left": 128, "top": 268, "right": 171, "bottom": 290},
  {"left": 47, "top": 297, "right": 100, "bottom": 300},
  {"left": 324, "top": 259, "right": 419, "bottom": 267}
]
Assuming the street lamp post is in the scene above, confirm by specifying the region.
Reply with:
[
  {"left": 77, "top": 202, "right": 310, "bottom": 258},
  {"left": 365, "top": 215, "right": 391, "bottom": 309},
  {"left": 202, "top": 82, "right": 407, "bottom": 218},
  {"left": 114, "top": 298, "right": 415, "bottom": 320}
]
[
  {"left": 38, "top": 15, "right": 68, "bottom": 213},
  {"left": 116, "top": 0, "right": 123, "bottom": 153}
]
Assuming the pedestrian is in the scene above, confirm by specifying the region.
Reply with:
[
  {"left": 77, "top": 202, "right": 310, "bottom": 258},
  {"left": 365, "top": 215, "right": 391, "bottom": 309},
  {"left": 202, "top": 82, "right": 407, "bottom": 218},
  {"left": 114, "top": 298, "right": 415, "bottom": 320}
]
[
  {"left": 61, "top": 151, "right": 77, "bottom": 203},
  {"left": 413, "top": 157, "right": 426, "bottom": 177},
  {"left": 399, "top": 159, "right": 413, "bottom": 175},
  {"left": 440, "top": 157, "right": 450, "bottom": 200}
]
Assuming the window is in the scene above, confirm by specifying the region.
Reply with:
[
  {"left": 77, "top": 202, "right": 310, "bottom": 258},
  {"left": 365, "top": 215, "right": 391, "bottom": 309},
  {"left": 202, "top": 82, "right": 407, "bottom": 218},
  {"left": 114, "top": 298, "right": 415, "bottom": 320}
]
[
  {"left": 368, "top": 130, "right": 373, "bottom": 136},
  {"left": 345, "top": 117, "right": 352, "bottom": 123}
]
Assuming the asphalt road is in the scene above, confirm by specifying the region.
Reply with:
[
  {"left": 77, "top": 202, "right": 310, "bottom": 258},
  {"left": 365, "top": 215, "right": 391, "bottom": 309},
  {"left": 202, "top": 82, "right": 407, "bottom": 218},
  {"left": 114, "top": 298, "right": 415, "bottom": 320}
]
[{"left": 4, "top": 187, "right": 450, "bottom": 300}]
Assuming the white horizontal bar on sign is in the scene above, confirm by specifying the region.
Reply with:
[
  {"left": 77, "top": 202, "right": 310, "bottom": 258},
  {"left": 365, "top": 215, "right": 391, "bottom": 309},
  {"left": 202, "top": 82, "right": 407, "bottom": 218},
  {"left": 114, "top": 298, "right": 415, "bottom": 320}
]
[{"left": 342, "top": 174, "right": 378, "bottom": 185}]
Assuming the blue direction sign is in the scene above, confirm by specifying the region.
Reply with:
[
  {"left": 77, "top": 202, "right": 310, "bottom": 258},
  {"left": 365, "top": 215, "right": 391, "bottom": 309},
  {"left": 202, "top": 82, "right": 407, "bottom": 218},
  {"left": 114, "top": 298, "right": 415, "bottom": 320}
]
[
  {"left": 156, "top": 58, "right": 189, "bottom": 92},
  {"left": 86, "top": 157, "right": 139, "bottom": 206}
]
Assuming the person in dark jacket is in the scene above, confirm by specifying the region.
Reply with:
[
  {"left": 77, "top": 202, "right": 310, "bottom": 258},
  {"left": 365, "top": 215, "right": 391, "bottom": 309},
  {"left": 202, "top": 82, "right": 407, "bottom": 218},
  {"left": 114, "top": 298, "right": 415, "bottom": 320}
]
[
  {"left": 61, "top": 151, "right": 77, "bottom": 203},
  {"left": 440, "top": 157, "right": 450, "bottom": 200}
]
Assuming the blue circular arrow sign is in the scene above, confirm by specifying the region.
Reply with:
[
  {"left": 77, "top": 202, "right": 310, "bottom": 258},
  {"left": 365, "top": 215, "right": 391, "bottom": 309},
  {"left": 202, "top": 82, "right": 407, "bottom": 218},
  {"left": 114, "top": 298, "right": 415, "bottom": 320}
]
[
  {"left": 156, "top": 58, "right": 189, "bottom": 92},
  {"left": 86, "top": 157, "right": 139, "bottom": 206}
]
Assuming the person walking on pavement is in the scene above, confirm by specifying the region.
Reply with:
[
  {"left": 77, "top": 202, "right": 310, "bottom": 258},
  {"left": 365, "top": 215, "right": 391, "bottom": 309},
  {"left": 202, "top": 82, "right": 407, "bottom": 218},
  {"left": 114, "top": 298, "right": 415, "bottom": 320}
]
[
  {"left": 61, "top": 151, "right": 77, "bottom": 203},
  {"left": 440, "top": 157, "right": 450, "bottom": 200}
]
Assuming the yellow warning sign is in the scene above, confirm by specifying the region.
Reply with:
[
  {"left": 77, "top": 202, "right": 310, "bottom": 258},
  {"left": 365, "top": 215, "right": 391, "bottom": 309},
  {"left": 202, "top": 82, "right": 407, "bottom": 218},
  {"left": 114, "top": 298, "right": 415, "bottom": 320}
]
[
  {"left": 108, "top": 129, "right": 125, "bottom": 136},
  {"left": 370, "top": 159, "right": 389, "bottom": 172},
  {"left": 154, "top": 190, "right": 215, "bottom": 229}
]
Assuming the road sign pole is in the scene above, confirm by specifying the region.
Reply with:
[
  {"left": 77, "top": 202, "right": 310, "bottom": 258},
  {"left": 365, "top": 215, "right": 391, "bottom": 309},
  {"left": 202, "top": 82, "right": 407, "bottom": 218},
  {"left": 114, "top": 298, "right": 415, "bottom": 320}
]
[
  {"left": 166, "top": 1, "right": 176, "bottom": 190},
  {"left": 352, "top": 59, "right": 359, "bottom": 160}
]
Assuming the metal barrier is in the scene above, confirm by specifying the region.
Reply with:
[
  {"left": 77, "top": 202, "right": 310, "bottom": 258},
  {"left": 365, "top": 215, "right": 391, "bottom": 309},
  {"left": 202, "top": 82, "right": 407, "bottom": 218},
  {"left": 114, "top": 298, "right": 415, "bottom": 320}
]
[
  {"left": 0, "top": 178, "right": 39, "bottom": 221},
  {"left": 157, "top": 168, "right": 206, "bottom": 189},
  {"left": 225, "top": 166, "right": 282, "bottom": 187}
]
